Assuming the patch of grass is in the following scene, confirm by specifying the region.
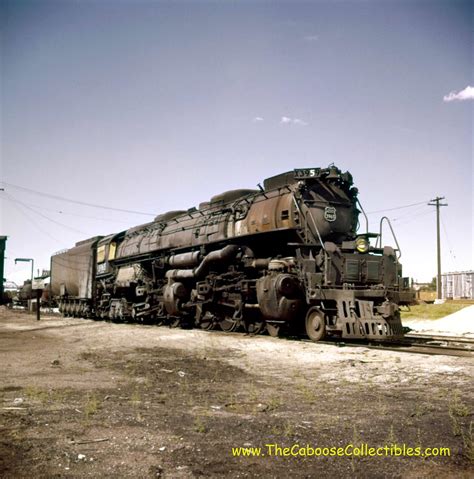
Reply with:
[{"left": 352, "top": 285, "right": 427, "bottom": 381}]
[
  {"left": 84, "top": 394, "right": 100, "bottom": 418},
  {"left": 449, "top": 390, "right": 469, "bottom": 417},
  {"left": 462, "top": 421, "right": 474, "bottom": 463},
  {"left": 401, "top": 303, "right": 468, "bottom": 320},
  {"left": 193, "top": 416, "right": 208, "bottom": 433},
  {"left": 385, "top": 424, "right": 397, "bottom": 446},
  {"left": 351, "top": 425, "right": 361, "bottom": 473},
  {"left": 269, "top": 421, "right": 296, "bottom": 437},
  {"left": 247, "top": 385, "right": 260, "bottom": 403},
  {"left": 267, "top": 396, "right": 282, "bottom": 411},
  {"left": 412, "top": 402, "right": 430, "bottom": 418},
  {"left": 270, "top": 424, "right": 281, "bottom": 436},
  {"left": 297, "top": 384, "right": 317, "bottom": 405},
  {"left": 415, "top": 428, "right": 423, "bottom": 448},
  {"left": 23, "top": 386, "right": 72, "bottom": 406},
  {"left": 130, "top": 388, "right": 142, "bottom": 406},
  {"left": 376, "top": 393, "right": 388, "bottom": 416},
  {"left": 283, "top": 421, "right": 296, "bottom": 437},
  {"left": 449, "top": 390, "right": 470, "bottom": 437},
  {"left": 24, "top": 386, "right": 49, "bottom": 403},
  {"left": 9, "top": 428, "right": 22, "bottom": 441}
]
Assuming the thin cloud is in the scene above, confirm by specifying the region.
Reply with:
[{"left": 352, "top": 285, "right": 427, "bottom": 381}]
[
  {"left": 293, "top": 118, "right": 308, "bottom": 126},
  {"left": 443, "top": 86, "right": 474, "bottom": 102},
  {"left": 280, "top": 116, "right": 308, "bottom": 126},
  {"left": 252, "top": 116, "right": 264, "bottom": 122},
  {"left": 304, "top": 35, "right": 319, "bottom": 42}
]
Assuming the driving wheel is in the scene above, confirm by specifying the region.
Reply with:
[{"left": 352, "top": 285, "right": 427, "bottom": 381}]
[{"left": 305, "top": 307, "right": 326, "bottom": 341}]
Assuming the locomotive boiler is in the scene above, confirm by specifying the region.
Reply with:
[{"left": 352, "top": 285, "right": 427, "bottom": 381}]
[{"left": 50, "top": 166, "right": 414, "bottom": 341}]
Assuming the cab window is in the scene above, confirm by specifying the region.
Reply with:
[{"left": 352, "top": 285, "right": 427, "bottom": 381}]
[
  {"left": 108, "top": 242, "right": 117, "bottom": 260},
  {"left": 97, "top": 245, "right": 106, "bottom": 263}
]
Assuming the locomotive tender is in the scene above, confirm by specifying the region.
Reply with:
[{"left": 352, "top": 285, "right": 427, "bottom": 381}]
[{"left": 50, "top": 166, "right": 414, "bottom": 341}]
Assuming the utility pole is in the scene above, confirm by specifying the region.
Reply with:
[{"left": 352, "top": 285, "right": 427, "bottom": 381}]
[
  {"left": 428, "top": 197, "right": 448, "bottom": 300},
  {"left": 0, "top": 236, "right": 7, "bottom": 304}
]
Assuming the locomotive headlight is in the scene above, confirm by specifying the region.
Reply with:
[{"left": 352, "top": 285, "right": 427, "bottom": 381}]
[{"left": 355, "top": 236, "right": 369, "bottom": 253}]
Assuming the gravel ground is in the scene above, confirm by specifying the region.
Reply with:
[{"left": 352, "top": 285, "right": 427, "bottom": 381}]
[
  {"left": 1, "top": 308, "right": 473, "bottom": 478},
  {"left": 404, "top": 305, "right": 474, "bottom": 336}
]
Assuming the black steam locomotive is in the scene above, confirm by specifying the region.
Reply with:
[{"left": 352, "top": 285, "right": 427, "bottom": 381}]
[{"left": 50, "top": 166, "right": 414, "bottom": 341}]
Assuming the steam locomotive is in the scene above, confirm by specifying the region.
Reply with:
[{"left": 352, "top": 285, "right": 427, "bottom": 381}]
[{"left": 50, "top": 166, "right": 414, "bottom": 341}]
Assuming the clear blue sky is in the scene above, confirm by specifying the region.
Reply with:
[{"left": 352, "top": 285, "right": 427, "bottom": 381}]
[{"left": 1, "top": 0, "right": 472, "bottom": 284}]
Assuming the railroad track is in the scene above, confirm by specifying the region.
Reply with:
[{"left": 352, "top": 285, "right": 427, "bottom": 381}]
[
  {"left": 365, "top": 340, "right": 473, "bottom": 357},
  {"left": 286, "top": 333, "right": 474, "bottom": 357},
  {"left": 405, "top": 332, "right": 474, "bottom": 345},
  {"left": 394, "top": 333, "right": 474, "bottom": 357},
  {"left": 11, "top": 309, "right": 474, "bottom": 357},
  {"left": 212, "top": 328, "right": 474, "bottom": 357}
]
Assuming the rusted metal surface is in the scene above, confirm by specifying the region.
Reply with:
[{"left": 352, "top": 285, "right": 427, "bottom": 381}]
[
  {"left": 50, "top": 237, "right": 100, "bottom": 298},
  {"left": 113, "top": 176, "right": 357, "bottom": 262}
]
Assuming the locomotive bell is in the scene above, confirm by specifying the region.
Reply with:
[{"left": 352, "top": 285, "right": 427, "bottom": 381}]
[{"left": 327, "top": 167, "right": 340, "bottom": 180}]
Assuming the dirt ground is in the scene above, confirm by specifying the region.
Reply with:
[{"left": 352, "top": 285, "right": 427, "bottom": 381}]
[{"left": 1, "top": 308, "right": 473, "bottom": 478}]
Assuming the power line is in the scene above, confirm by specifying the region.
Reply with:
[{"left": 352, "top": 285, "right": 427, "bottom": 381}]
[
  {"left": 3, "top": 193, "right": 91, "bottom": 236},
  {"left": 440, "top": 215, "right": 457, "bottom": 270},
  {"left": 1, "top": 181, "right": 155, "bottom": 216},
  {"left": 390, "top": 203, "right": 430, "bottom": 221},
  {"left": 6, "top": 196, "right": 67, "bottom": 245},
  {"left": 390, "top": 208, "right": 434, "bottom": 226},
  {"left": 2, "top": 194, "right": 133, "bottom": 225},
  {"left": 366, "top": 200, "right": 429, "bottom": 215}
]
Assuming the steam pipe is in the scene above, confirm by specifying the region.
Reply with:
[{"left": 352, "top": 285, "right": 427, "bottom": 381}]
[
  {"left": 165, "top": 245, "right": 240, "bottom": 280},
  {"left": 194, "top": 245, "right": 240, "bottom": 277}
]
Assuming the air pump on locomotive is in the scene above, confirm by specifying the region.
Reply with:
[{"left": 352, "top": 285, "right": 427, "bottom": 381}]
[{"left": 50, "top": 166, "right": 414, "bottom": 341}]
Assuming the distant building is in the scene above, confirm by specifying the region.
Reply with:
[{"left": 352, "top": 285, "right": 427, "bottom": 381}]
[
  {"left": 441, "top": 271, "right": 474, "bottom": 300},
  {"left": 411, "top": 281, "right": 436, "bottom": 302}
]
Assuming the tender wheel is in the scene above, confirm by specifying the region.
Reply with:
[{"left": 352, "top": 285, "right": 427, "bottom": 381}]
[
  {"left": 245, "top": 320, "right": 265, "bottom": 335},
  {"left": 199, "top": 312, "right": 217, "bottom": 331},
  {"left": 305, "top": 307, "right": 326, "bottom": 342},
  {"left": 219, "top": 317, "right": 239, "bottom": 332},
  {"left": 266, "top": 323, "right": 281, "bottom": 337},
  {"left": 169, "top": 318, "right": 181, "bottom": 328}
]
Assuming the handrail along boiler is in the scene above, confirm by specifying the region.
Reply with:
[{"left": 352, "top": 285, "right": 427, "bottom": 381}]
[{"left": 50, "top": 166, "right": 414, "bottom": 341}]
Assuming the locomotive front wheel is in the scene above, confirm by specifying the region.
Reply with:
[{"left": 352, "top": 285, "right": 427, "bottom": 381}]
[{"left": 305, "top": 307, "right": 326, "bottom": 342}]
